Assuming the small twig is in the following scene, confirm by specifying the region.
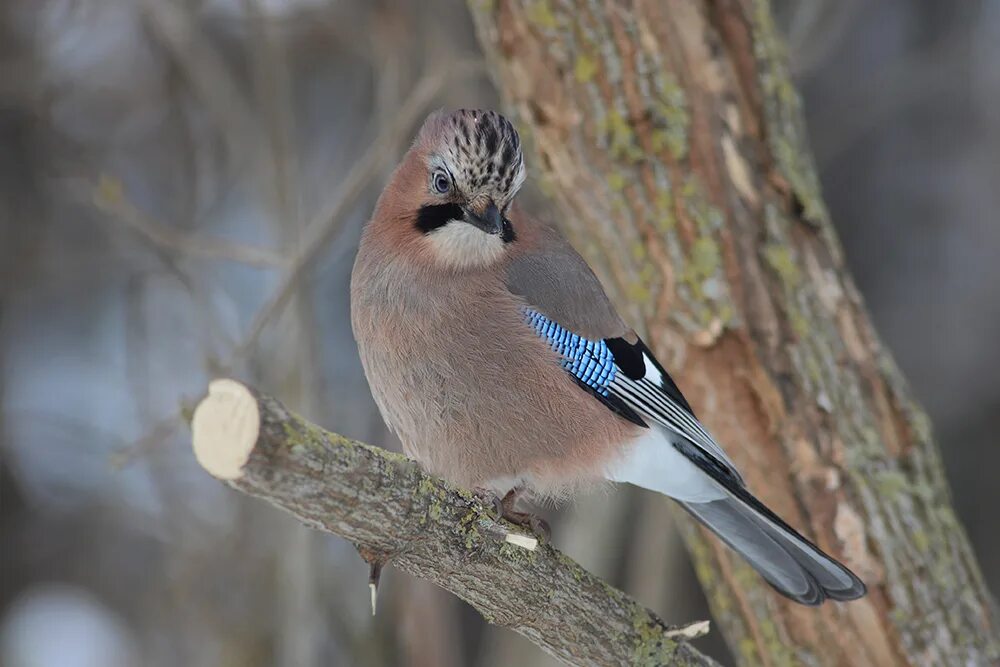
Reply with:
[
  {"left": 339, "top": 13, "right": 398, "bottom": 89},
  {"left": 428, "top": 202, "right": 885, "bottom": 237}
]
[
  {"left": 110, "top": 414, "right": 182, "bottom": 469},
  {"left": 92, "top": 175, "right": 288, "bottom": 269},
  {"left": 190, "top": 379, "right": 717, "bottom": 667}
]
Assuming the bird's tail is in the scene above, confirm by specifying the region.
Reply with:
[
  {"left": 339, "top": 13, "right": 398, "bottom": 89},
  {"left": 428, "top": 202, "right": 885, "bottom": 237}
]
[{"left": 681, "top": 487, "right": 866, "bottom": 605}]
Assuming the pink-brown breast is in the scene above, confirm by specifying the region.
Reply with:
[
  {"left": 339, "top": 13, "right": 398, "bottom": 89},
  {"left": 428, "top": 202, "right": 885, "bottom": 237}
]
[{"left": 350, "top": 242, "right": 641, "bottom": 500}]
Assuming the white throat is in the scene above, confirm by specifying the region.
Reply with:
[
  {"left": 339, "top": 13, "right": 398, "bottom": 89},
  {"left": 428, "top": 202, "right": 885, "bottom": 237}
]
[{"left": 425, "top": 222, "right": 505, "bottom": 270}]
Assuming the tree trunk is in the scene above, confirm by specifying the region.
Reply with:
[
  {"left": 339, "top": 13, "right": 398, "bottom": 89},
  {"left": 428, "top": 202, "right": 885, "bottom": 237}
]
[{"left": 468, "top": 1, "right": 1000, "bottom": 665}]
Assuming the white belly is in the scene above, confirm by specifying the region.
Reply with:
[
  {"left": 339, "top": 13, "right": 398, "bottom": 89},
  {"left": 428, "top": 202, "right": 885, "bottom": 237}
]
[{"left": 606, "top": 426, "right": 725, "bottom": 503}]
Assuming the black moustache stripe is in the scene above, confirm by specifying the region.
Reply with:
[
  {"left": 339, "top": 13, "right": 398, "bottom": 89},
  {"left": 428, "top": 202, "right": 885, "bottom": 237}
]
[
  {"left": 501, "top": 219, "right": 517, "bottom": 244},
  {"left": 415, "top": 203, "right": 463, "bottom": 233}
]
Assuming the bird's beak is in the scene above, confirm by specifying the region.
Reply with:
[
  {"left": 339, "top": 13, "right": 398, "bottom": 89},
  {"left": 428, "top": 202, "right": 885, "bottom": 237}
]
[{"left": 463, "top": 200, "right": 503, "bottom": 235}]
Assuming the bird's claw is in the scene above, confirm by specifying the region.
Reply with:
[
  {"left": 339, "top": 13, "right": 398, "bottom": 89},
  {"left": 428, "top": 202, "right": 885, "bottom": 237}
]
[
  {"left": 473, "top": 486, "right": 550, "bottom": 543},
  {"left": 502, "top": 509, "right": 551, "bottom": 544},
  {"left": 472, "top": 487, "right": 505, "bottom": 518},
  {"left": 527, "top": 515, "right": 551, "bottom": 543}
]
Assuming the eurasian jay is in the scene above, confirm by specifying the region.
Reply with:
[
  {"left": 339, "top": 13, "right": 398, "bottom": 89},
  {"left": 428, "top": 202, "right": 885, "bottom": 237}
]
[{"left": 350, "top": 108, "right": 866, "bottom": 606}]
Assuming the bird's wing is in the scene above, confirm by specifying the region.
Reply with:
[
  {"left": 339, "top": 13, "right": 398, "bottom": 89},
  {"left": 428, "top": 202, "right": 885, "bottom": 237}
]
[
  {"left": 505, "top": 220, "right": 743, "bottom": 482},
  {"left": 505, "top": 221, "right": 630, "bottom": 340},
  {"left": 506, "top": 220, "right": 867, "bottom": 604}
]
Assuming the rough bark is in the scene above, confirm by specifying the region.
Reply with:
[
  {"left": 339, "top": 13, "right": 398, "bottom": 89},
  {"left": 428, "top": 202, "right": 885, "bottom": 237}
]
[
  {"left": 467, "top": 1, "right": 1000, "bottom": 665},
  {"left": 190, "top": 379, "right": 717, "bottom": 667}
]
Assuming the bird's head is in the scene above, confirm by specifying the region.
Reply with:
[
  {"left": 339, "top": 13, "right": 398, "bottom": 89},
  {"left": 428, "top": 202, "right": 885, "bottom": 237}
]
[{"left": 377, "top": 109, "right": 526, "bottom": 271}]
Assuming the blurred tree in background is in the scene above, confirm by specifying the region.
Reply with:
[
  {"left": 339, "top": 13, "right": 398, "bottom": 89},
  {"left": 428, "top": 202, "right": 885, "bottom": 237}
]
[{"left": 1, "top": 1, "right": 999, "bottom": 665}]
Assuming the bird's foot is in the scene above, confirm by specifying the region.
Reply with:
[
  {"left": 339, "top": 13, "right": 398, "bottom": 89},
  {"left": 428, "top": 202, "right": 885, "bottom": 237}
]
[
  {"left": 499, "top": 507, "right": 551, "bottom": 543},
  {"left": 472, "top": 486, "right": 550, "bottom": 543},
  {"left": 497, "top": 487, "right": 551, "bottom": 543},
  {"left": 472, "top": 487, "right": 505, "bottom": 518}
]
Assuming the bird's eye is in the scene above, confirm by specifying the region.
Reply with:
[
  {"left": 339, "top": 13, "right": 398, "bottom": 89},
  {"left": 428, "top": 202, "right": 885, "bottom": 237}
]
[{"left": 433, "top": 172, "right": 451, "bottom": 194}]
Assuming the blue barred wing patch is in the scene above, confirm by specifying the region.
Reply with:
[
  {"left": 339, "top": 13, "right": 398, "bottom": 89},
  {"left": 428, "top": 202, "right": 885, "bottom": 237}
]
[{"left": 524, "top": 308, "right": 617, "bottom": 396}]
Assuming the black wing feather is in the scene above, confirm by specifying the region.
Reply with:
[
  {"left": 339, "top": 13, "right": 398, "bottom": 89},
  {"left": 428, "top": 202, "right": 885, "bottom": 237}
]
[
  {"left": 569, "top": 375, "right": 647, "bottom": 428},
  {"left": 605, "top": 337, "right": 695, "bottom": 415},
  {"left": 634, "top": 339, "right": 695, "bottom": 415}
]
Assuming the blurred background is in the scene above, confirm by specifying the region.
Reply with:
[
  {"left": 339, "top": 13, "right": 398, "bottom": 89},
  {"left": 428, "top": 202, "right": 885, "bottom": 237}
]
[{"left": 1, "top": 1, "right": 998, "bottom": 665}]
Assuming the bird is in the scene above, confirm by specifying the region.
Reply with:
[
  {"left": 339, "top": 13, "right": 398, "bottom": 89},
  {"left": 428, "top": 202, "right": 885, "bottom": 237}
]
[{"left": 350, "top": 108, "right": 866, "bottom": 606}]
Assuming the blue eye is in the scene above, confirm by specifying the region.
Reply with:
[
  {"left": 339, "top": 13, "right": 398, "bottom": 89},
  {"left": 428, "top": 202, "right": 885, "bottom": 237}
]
[{"left": 433, "top": 172, "right": 451, "bottom": 194}]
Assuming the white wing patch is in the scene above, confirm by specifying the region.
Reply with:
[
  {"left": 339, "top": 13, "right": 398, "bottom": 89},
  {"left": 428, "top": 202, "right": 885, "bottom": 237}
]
[{"left": 641, "top": 351, "right": 663, "bottom": 384}]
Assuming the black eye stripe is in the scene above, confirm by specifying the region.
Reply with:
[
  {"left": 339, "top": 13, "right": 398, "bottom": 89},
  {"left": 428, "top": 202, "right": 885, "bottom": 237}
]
[{"left": 415, "top": 203, "right": 463, "bottom": 233}]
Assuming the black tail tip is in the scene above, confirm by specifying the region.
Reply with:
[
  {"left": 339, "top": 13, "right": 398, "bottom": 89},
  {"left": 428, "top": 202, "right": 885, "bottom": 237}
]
[{"left": 773, "top": 576, "right": 867, "bottom": 606}]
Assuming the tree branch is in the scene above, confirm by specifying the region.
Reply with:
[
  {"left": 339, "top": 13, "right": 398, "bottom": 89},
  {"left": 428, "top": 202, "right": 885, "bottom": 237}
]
[{"left": 190, "top": 379, "right": 718, "bottom": 667}]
